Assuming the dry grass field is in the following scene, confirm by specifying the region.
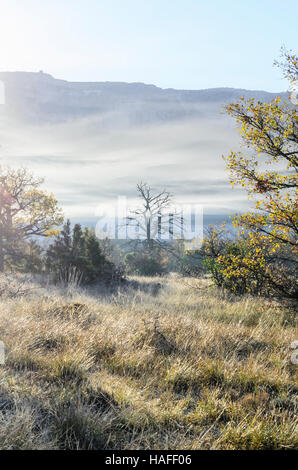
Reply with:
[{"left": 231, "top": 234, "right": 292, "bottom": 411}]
[{"left": 0, "top": 275, "right": 297, "bottom": 450}]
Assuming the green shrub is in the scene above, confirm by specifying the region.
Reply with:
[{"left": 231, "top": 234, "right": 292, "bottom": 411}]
[
  {"left": 46, "top": 220, "right": 123, "bottom": 284},
  {"left": 124, "top": 251, "right": 166, "bottom": 276}
]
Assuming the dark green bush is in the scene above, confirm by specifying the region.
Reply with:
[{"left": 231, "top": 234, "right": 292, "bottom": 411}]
[{"left": 46, "top": 220, "right": 123, "bottom": 284}]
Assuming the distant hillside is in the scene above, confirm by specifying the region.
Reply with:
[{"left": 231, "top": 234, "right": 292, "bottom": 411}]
[{"left": 0, "top": 71, "right": 287, "bottom": 124}]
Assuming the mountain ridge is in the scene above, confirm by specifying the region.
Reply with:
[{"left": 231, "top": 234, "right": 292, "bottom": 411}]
[
  {"left": 0, "top": 71, "right": 288, "bottom": 125},
  {"left": 0, "top": 70, "right": 286, "bottom": 93}
]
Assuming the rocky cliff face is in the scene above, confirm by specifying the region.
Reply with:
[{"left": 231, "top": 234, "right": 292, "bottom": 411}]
[{"left": 0, "top": 71, "right": 286, "bottom": 124}]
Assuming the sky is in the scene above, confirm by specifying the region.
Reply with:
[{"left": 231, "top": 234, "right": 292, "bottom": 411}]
[{"left": 0, "top": 0, "right": 297, "bottom": 91}]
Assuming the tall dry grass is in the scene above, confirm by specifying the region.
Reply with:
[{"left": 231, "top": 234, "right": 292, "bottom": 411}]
[{"left": 0, "top": 275, "right": 297, "bottom": 449}]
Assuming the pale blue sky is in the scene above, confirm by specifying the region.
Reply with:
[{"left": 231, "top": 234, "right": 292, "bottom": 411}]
[{"left": 0, "top": 0, "right": 297, "bottom": 91}]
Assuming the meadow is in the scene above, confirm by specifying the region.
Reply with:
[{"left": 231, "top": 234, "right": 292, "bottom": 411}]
[{"left": 0, "top": 274, "right": 297, "bottom": 450}]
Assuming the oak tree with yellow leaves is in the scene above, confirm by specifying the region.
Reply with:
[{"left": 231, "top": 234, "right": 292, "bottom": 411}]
[
  {"left": 0, "top": 167, "right": 64, "bottom": 271},
  {"left": 219, "top": 50, "right": 297, "bottom": 299}
]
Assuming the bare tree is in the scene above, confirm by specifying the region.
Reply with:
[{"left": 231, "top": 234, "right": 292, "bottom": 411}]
[{"left": 126, "top": 182, "right": 182, "bottom": 253}]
